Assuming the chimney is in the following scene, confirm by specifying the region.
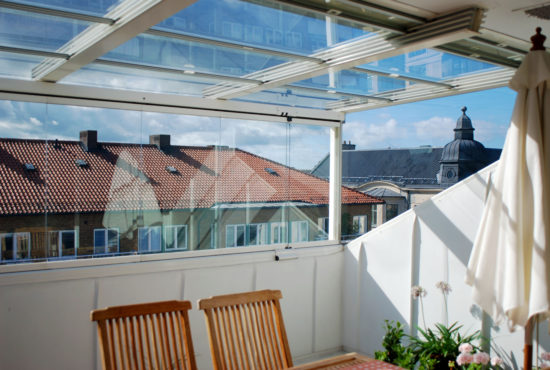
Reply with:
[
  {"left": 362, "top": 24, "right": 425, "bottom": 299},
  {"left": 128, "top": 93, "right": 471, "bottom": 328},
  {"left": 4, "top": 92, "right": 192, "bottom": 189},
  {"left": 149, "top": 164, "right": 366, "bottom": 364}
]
[
  {"left": 80, "top": 130, "right": 97, "bottom": 151},
  {"left": 342, "top": 140, "right": 356, "bottom": 150},
  {"left": 150, "top": 134, "right": 171, "bottom": 151}
]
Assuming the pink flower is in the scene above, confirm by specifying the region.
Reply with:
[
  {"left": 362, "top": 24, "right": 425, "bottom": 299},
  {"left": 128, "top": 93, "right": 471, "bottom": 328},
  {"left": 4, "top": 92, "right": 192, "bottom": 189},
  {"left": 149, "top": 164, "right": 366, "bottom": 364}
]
[
  {"left": 473, "top": 352, "right": 490, "bottom": 365},
  {"left": 542, "top": 352, "right": 550, "bottom": 361},
  {"left": 456, "top": 353, "right": 474, "bottom": 366},
  {"left": 491, "top": 356, "right": 503, "bottom": 367},
  {"left": 458, "top": 343, "right": 473, "bottom": 354}
]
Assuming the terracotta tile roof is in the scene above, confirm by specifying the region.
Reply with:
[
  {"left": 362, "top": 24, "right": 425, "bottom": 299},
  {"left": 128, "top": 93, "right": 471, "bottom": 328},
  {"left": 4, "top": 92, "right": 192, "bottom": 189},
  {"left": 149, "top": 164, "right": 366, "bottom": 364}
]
[{"left": 0, "top": 138, "right": 382, "bottom": 216}]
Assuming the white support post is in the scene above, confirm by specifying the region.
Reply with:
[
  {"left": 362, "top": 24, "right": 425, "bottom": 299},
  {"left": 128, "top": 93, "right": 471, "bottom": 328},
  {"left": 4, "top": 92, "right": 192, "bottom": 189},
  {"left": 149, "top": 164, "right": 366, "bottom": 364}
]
[{"left": 329, "top": 124, "right": 343, "bottom": 241}]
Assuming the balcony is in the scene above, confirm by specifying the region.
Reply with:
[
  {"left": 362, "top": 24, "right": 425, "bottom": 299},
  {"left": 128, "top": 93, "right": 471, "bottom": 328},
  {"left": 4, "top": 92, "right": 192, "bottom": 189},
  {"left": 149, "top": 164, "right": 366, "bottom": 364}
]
[{"left": 1, "top": 0, "right": 549, "bottom": 369}]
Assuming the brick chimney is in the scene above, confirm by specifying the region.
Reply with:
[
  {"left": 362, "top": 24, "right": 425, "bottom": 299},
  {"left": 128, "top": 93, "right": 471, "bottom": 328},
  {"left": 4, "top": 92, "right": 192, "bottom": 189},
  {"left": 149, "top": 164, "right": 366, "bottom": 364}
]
[
  {"left": 150, "top": 134, "right": 171, "bottom": 151},
  {"left": 80, "top": 130, "right": 97, "bottom": 151}
]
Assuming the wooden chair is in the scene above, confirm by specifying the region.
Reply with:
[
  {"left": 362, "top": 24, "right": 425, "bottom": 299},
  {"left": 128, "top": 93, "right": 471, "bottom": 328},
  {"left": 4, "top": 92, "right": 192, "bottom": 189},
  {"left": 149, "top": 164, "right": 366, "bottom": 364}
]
[
  {"left": 198, "top": 289, "right": 293, "bottom": 370},
  {"left": 90, "top": 300, "right": 197, "bottom": 370}
]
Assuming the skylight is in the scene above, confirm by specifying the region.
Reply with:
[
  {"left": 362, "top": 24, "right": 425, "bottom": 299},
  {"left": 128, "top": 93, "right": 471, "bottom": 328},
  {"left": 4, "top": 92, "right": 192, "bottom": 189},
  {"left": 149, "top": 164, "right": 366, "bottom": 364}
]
[
  {"left": 265, "top": 167, "right": 279, "bottom": 176},
  {"left": 24, "top": 163, "right": 35, "bottom": 171},
  {"left": 166, "top": 165, "right": 178, "bottom": 174},
  {"left": 75, "top": 159, "right": 88, "bottom": 167}
]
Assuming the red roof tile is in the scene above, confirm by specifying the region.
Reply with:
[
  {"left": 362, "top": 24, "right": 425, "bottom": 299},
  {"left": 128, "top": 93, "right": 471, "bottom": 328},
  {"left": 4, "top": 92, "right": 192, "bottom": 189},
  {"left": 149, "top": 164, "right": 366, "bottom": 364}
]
[{"left": 0, "top": 138, "right": 382, "bottom": 216}]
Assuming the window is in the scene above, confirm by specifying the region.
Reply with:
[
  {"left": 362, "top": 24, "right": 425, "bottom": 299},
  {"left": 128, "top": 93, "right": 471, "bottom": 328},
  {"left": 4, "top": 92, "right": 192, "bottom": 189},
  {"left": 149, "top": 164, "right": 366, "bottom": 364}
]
[
  {"left": 248, "top": 223, "right": 267, "bottom": 246},
  {"left": 94, "top": 228, "right": 119, "bottom": 255},
  {"left": 226, "top": 224, "right": 246, "bottom": 248},
  {"left": 138, "top": 227, "right": 161, "bottom": 252},
  {"left": 0, "top": 232, "right": 30, "bottom": 261},
  {"left": 48, "top": 230, "right": 77, "bottom": 258},
  {"left": 386, "top": 204, "right": 399, "bottom": 221},
  {"left": 353, "top": 215, "right": 368, "bottom": 235},
  {"left": 319, "top": 217, "right": 329, "bottom": 234},
  {"left": 291, "top": 220, "right": 308, "bottom": 242},
  {"left": 270, "top": 222, "right": 287, "bottom": 244},
  {"left": 165, "top": 225, "right": 188, "bottom": 251},
  {"left": 371, "top": 207, "right": 378, "bottom": 228}
]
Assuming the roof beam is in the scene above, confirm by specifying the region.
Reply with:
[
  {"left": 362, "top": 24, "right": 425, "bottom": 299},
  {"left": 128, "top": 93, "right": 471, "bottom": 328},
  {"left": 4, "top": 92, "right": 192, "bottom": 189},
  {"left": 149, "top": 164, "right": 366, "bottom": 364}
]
[
  {"left": 332, "top": 68, "right": 514, "bottom": 112},
  {"left": 31, "top": 0, "right": 198, "bottom": 82},
  {"left": 0, "top": 77, "right": 344, "bottom": 125},
  {"left": 203, "top": 7, "right": 484, "bottom": 100},
  {"left": 350, "top": 67, "right": 454, "bottom": 89}
]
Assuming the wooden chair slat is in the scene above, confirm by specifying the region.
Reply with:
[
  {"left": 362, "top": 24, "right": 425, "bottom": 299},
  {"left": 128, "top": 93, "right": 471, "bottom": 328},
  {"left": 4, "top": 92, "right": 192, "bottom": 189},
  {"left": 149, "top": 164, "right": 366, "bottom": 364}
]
[
  {"left": 91, "top": 300, "right": 197, "bottom": 370},
  {"left": 198, "top": 290, "right": 292, "bottom": 370}
]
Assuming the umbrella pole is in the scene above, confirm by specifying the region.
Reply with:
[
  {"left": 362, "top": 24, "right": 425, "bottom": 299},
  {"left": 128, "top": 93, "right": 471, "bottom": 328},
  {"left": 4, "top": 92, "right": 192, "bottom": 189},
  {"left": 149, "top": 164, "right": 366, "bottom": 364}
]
[{"left": 524, "top": 316, "right": 534, "bottom": 369}]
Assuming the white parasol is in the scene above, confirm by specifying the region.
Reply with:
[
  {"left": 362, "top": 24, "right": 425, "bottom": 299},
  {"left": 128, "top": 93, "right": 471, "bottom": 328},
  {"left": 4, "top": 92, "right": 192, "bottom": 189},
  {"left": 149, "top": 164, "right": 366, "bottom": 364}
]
[{"left": 465, "top": 28, "right": 550, "bottom": 369}]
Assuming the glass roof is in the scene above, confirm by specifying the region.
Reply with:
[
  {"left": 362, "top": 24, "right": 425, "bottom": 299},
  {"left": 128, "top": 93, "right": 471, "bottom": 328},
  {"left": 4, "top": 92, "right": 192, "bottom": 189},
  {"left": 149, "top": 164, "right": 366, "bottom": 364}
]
[{"left": 0, "top": 0, "right": 524, "bottom": 114}]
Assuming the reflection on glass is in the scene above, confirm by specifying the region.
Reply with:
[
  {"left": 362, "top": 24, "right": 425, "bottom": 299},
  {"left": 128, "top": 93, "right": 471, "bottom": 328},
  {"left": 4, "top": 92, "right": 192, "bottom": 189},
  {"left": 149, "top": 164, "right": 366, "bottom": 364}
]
[
  {"left": 364, "top": 49, "right": 500, "bottom": 81},
  {"left": 104, "top": 33, "right": 290, "bottom": 76},
  {"left": 156, "top": 0, "right": 369, "bottom": 55},
  {"left": 0, "top": 8, "right": 90, "bottom": 51},
  {"left": 7, "top": 0, "right": 123, "bottom": 16},
  {"left": 0, "top": 101, "right": 373, "bottom": 265},
  {"left": 0, "top": 52, "right": 47, "bottom": 80}
]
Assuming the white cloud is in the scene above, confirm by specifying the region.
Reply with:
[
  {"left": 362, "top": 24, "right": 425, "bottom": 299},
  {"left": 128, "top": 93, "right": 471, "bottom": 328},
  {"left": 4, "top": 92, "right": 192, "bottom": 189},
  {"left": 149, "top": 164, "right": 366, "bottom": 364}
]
[
  {"left": 29, "top": 117, "right": 42, "bottom": 126},
  {"left": 51, "top": 120, "right": 59, "bottom": 126},
  {"left": 344, "top": 118, "right": 407, "bottom": 148},
  {"left": 413, "top": 116, "right": 455, "bottom": 143}
]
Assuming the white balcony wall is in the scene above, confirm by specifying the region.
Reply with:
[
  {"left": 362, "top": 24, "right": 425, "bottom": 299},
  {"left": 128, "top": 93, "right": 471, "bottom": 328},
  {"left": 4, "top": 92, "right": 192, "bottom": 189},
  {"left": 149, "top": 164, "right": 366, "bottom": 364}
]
[
  {"left": 343, "top": 162, "right": 550, "bottom": 368},
  {"left": 0, "top": 245, "right": 343, "bottom": 370}
]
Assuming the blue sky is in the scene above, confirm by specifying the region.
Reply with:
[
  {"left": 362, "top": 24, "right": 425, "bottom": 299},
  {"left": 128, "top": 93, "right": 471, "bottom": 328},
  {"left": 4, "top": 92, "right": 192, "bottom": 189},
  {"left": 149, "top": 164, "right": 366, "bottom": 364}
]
[
  {"left": 0, "top": 87, "right": 517, "bottom": 170},
  {"left": 344, "top": 87, "right": 517, "bottom": 151}
]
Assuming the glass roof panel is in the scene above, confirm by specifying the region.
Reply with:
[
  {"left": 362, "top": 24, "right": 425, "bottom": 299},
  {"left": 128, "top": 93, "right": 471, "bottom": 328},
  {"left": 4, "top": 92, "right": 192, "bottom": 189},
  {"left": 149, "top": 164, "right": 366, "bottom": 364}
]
[
  {"left": 103, "top": 33, "right": 291, "bottom": 77},
  {"left": 8, "top": 0, "right": 124, "bottom": 17},
  {"left": 0, "top": 7, "right": 91, "bottom": 52},
  {"left": 362, "top": 49, "right": 502, "bottom": 82},
  {"left": 62, "top": 62, "right": 222, "bottom": 96},
  {"left": 154, "top": 0, "right": 372, "bottom": 56},
  {"left": 0, "top": 51, "right": 46, "bottom": 79},
  {"left": 291, "top": 70, "right": 409, "bottom": 96},
  {"left": 233, "top": 87, "right": 344, "bottom": 110}
]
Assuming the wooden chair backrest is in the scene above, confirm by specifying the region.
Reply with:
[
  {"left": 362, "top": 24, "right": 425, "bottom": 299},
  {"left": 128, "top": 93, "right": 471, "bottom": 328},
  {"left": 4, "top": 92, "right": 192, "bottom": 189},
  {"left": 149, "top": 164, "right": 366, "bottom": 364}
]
[
  {"left": 198, "top": 289, "right": 293, "bottom": 370},
  {"left": 90, "top": 300, "right": 197, "bottom": 370}
]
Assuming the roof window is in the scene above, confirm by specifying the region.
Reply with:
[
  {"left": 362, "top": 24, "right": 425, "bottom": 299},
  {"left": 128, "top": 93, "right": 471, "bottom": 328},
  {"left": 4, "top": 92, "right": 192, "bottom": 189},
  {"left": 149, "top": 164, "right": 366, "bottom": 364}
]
[
  {"left": 24, "top": 163, "right": 36, "bottom": 171},
  {"left": 265, "top": 167, "right": 279, "bottom": 176},
  {"left": 75, "top": 159, "right": 88, "bottom": 167},
  {"left": 166, "top": 166, "right": 178, "bottom": 174}
]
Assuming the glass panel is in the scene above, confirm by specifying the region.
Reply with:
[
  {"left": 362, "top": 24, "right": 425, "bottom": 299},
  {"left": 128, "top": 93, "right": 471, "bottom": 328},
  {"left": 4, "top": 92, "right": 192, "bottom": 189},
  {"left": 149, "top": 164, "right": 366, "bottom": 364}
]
[
  {"left": 0, "top": 51, "right": 48, "bottom": 80},
  {"left": 0, "top": 8, "right": 91, "bottom": 51},
  {"left": 104, "top": 33, "right": 291, "bottom": 76},
  {"left": 63, "top": 62, "right": 222, "bottom": 96},
  {"left": 8, "top": 0, "right": 124, "bottom": 17},
  {"left": 107, "top": 229, "right": 118, "bottom": 253},
  {"left": 0, "top": 100, "right": 333, "bottom": 263},
  {"left": 363, "top": 49, "right": 501, "bottom": 81},
  {"left": 60, "top": 230, "right": 75, "bottom": 257},
  {"left": 94, "top": 229, "right": 106, "bottom": 254},
  {"left": 386, "top": 204, "right": 399, "bottom": 221},
  {"left": 292, "top": 70, "right": 407, "bottom": 96},
  {"left": 1, "top": 234, "right": 15, "bottom": 261},
  {"left": 16, "top": 232, "right": 30, "bottom": 259},
  {"left": 155, "top": 0, "right": 373, "bottom": 56}
]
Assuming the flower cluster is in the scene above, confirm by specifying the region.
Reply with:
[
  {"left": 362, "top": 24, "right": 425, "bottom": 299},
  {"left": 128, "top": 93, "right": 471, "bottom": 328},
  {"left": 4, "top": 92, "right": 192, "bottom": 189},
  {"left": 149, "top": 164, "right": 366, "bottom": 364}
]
[
  {"left": 542, "top": 351, "right": 550, "bottom": 368},
  {"left": 436, "top": 281, "right": 452, "bottom": 295},
  {"left": 456, "top": 343, "right": 502, "bottom": 368},
  {"left": 411, "top": 285, "right": 427, "bottom": 299}
]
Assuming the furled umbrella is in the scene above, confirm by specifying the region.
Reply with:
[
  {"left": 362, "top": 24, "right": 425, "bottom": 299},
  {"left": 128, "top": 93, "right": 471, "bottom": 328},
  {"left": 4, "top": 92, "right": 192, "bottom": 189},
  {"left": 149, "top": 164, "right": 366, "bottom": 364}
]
[{"left": 465, "top": 28, "right": 550, "bottom": 370}]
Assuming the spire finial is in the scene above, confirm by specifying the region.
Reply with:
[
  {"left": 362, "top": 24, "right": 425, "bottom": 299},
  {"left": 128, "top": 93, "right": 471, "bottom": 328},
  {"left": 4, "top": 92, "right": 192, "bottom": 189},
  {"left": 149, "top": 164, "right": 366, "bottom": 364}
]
[
  {"left": 531, "top": 27, "right": 546, "bottom": 51},
  {"left": 461, "top": 106, "right": 467, "bottom": 114}
]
